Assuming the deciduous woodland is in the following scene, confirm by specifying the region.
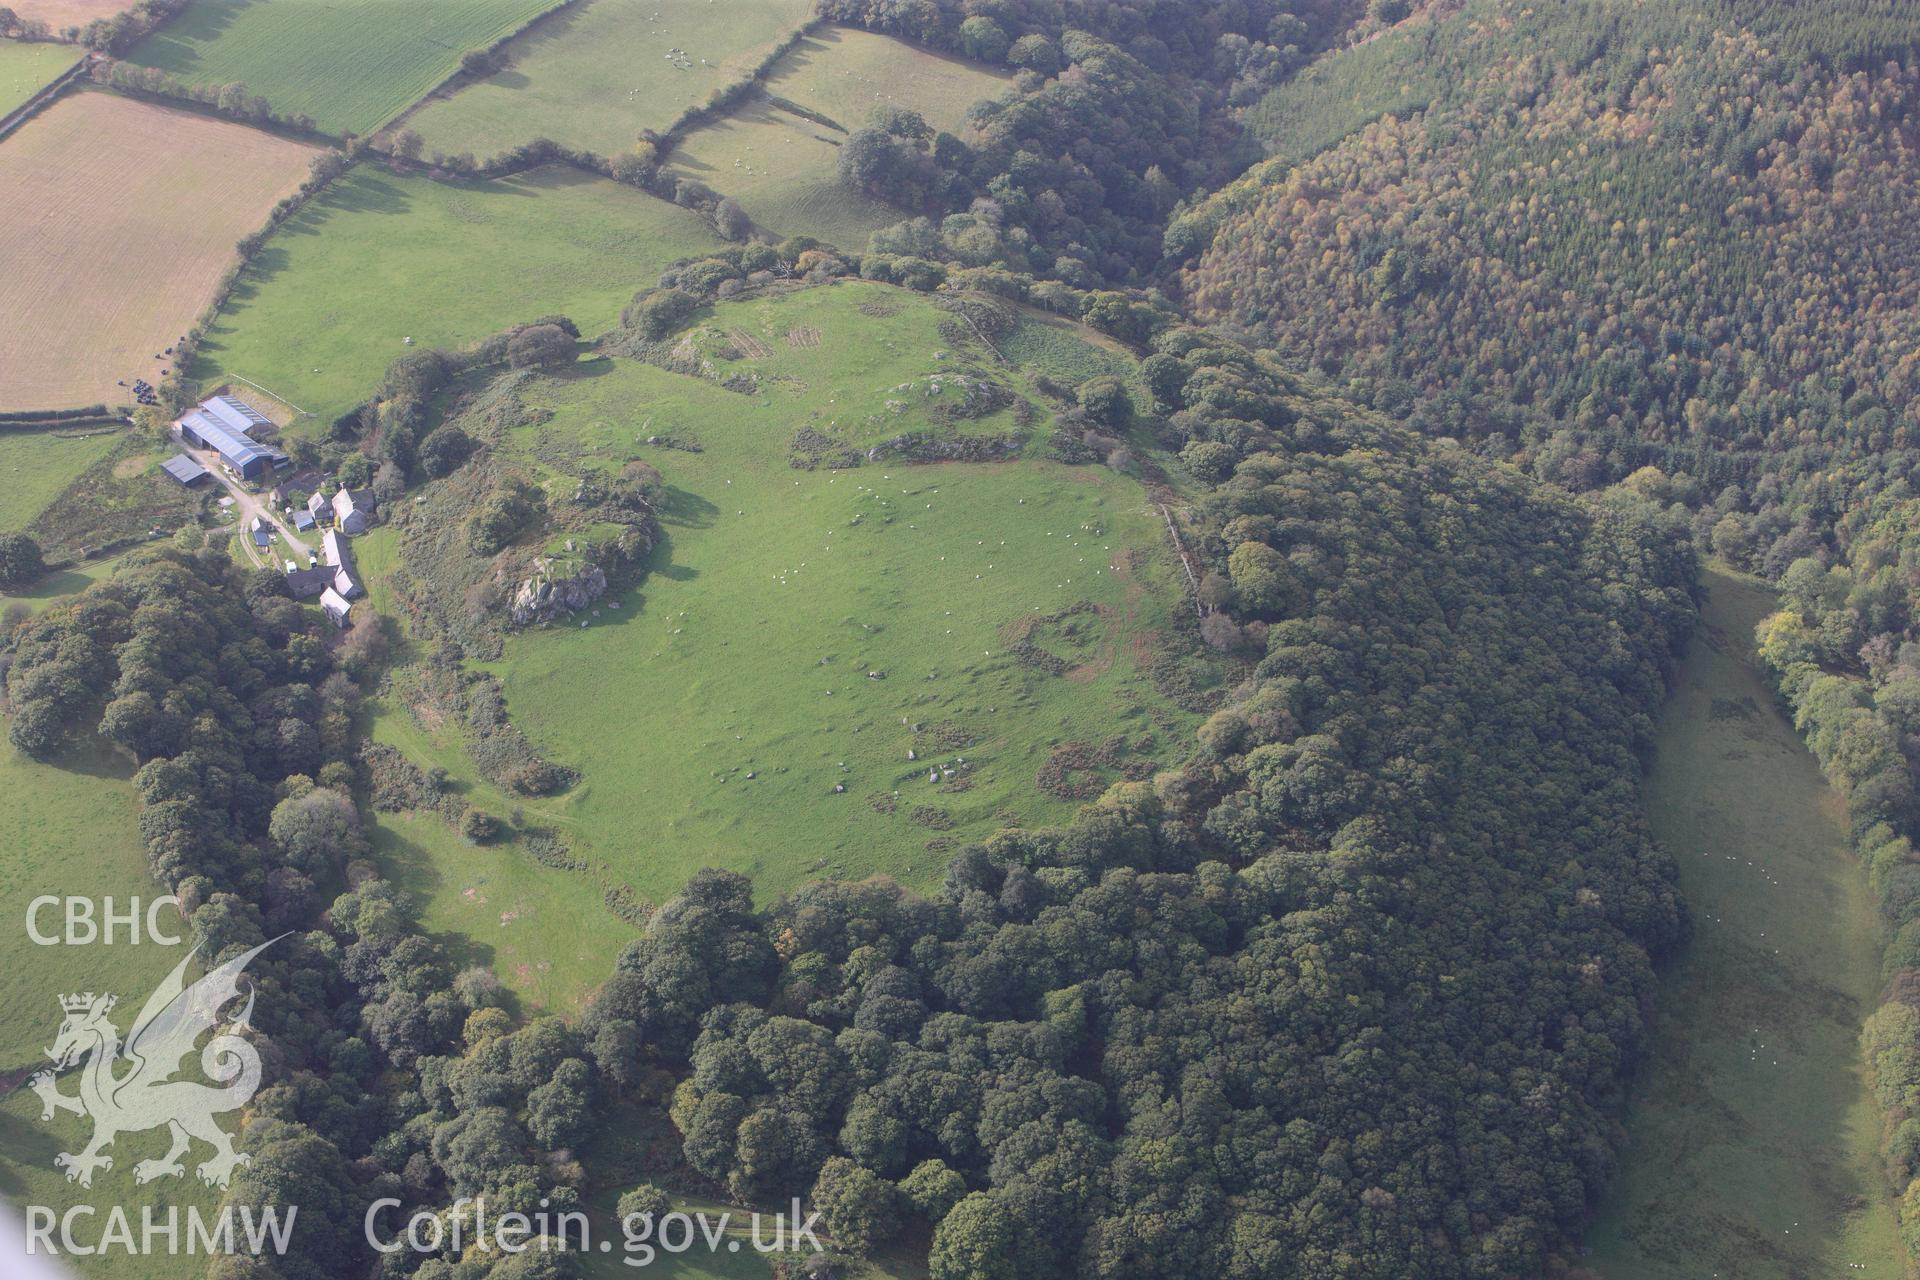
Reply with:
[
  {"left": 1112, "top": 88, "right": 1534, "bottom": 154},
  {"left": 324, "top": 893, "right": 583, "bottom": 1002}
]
[{"left": 3, "top": 0, "right": 1920, "bottom": 1278}]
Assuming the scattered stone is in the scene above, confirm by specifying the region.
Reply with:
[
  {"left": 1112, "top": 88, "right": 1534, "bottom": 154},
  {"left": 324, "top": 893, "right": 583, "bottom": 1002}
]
[{"left": 832, "top": 783, "right": 846, "bottom": 793}]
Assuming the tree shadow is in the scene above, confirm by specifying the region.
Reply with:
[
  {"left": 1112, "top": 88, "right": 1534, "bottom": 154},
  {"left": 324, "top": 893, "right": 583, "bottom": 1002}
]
[
  {"left": 0, "top": 1108, "right": 60, "bottom": 1199},
  {"left": 124, "top": 0, "right": 264, "bottom": 76},
  {"left": 654, "top": 485, "right": 717, "bottom": 529}
]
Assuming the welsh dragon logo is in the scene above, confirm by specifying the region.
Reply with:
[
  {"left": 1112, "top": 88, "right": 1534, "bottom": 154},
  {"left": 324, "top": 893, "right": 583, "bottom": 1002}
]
[{"left": 28, "top": 938, "right": 279, "bottom": 1189}]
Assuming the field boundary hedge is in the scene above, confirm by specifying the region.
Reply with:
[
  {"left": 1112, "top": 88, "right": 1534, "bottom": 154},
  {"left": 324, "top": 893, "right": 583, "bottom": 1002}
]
[
  {"left": 378, "top": 0, "right": 594, "bottom": 141},
  {"left": 150, "top": 145, "right": 354, "bottom": 416},
  {"left": 0, "top": 51, "right": 86, "bottom": 142},
  {"left": 410, "top": 15, "right": 829, "bottom": 186}
]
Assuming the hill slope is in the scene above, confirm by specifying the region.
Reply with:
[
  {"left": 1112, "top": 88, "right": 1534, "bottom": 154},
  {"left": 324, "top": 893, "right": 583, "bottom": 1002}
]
[{"left": 1179, "top": 0, "right": 1920, "bottom": 468}]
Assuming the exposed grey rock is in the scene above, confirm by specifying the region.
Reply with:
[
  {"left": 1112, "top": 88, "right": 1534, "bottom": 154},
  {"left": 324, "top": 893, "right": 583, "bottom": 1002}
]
[{"left": 508, "top": 558, "right": 609, "bottom": 627}]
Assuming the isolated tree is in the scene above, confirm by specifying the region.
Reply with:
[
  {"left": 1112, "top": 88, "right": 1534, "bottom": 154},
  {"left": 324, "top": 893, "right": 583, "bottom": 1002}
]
[
  {"left": 713, "top": 196, "right": 751, "bottom": 242},
  {"left": 507, "top": 323, "right": 574, "bottom": 370},
  {"left": 0, "top": 532, "right": 44, "bottom": 588},
  {"left": 616, "top": 1184, "right": 670, "bottom": 1228},
  {"left": 622, "top": 288, "right": 698, "bottom": 341},
  {"left": 1077, "top": 375, "right": 1133, "bottom": 429}
]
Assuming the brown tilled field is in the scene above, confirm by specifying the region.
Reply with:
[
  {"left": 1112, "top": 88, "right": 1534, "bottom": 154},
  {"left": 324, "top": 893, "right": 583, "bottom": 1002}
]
[
  {"left": 11, "top": 0, "right": 134, "bottom": 28},
  {"left": 0, "top": 89, "right": 318, "bottom": 410}
]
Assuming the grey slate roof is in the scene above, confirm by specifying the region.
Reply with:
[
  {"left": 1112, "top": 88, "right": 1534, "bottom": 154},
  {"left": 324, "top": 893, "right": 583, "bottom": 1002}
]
[
  {"left": 160, "top": 454, "right": 209, "bottom": 484},
  {"left": 285, "top": 565, "right": 333, "bottom": 599}
]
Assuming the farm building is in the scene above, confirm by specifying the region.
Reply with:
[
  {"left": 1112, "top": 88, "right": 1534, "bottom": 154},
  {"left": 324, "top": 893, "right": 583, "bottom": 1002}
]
[
  {"left": 318, "top": 587, "right": 353, "bottom": 629},
  {"left": 294, "top": 510, "right": 316, "bottom": 532},
  {"left": 285, "top": 565, "right": 333, "bottom": 599},
  {"left": 322, "top": 529, "right": 363, "bottom": 599},
  {"left": 332, "top": 486, "right": 375, "bottom": 533},
  {"left": 249, "top": 516, "right": 270, "bottom": 548},
  {"left": 306, "top": 491, "right": 330, "bottom": 527},
  {"left": 160, "top": 454, "right": 210, "bottom": 486},
  {"left": 271, "top": 469, "right": 322, "bottom": 505},
  {"left": 177, "top": 394, "right": 288, "bottom": 482}
]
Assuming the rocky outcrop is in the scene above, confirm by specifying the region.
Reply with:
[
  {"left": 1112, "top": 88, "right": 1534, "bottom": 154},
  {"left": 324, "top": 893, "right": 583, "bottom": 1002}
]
[
  {"left": 865, "top": 432, "right": 1025, "bottom": 464},
  {"left": 509, "top": 559, "right": 607, "bottom": 626}
]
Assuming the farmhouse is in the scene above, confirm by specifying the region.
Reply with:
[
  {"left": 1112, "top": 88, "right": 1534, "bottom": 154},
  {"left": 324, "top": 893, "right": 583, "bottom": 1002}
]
[
  {"left": 318, "top": 587, "right": 353, "bottom": 629},
  {"left": 159, "top": 454, "right": 210, "bottom": 486},
  {"left": 177, "top": 394, "right": 288, "bottom": 482},
  {"left": 285, "top": 565, "right": 333, "bottom": 599},
  {"left": 332, "top": 486, "right": 375, "bottom": 533},
  {"left": 322, "top": 528, "right": 363, "bottom": 599},
  {"left": 271, "top": 469, "right": 322, "bottom": 505}
]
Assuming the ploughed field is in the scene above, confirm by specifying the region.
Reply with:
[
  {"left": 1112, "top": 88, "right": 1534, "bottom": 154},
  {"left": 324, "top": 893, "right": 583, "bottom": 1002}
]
[{"left": 0, "top": 90, "right": 317, "bottom": 411}]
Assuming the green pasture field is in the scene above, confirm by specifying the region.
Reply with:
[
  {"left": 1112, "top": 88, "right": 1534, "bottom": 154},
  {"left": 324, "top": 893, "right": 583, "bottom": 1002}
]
[
  {"left": 406, "top": 0, "right": 816, "bottom": 162},
  {"left": 126, "top": 0, "right": 563, "bottom": 137},
  {"left": 666, "top": 26, "right": 1012, "bottom": 249},
  {"left": 24, "top": 434, "right": 203, "bottom": 562},
  {"left": 0, "top": 39, "right": 77, "bottom": 116},
  {"left": 759, "top": 25, "right": 1011, "bottom": 137},
  {"left": 0, "top": 550, "right": 134, "bottom": 618},
  {"left": 361, "top": 282, "right": 1209, "bottom": 1011},
  {"left": 0, "top": 740, "right": 215, "bottom": 1280},
  {"left": 189, "top": 163, "right": 724, "bottom": 427},
  {"left": 666, "top": 97, "right": 899, "bottom": 250},
  {"left": 1584, "top": 567, "right": 1905, "bottom": 1279},
  {"left": 0, "top": 429, "right": 120, "bottom": 532}
]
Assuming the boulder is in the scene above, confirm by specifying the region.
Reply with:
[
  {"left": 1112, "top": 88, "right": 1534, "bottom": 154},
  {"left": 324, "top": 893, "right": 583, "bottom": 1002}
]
[{"left": 509, "top": 558, "right": 609, "bottom": 627}]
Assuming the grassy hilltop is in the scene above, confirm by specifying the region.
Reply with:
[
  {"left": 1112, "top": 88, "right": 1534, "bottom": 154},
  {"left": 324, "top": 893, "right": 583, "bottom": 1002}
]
[{"left": 355, "top": 281, "right": 1208, "bottom": 1008}]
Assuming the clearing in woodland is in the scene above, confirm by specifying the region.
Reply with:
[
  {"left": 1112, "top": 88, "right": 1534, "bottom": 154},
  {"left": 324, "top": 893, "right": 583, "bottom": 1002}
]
[
  {"left": 1585, "top": 568, "right": 1905, "bottom": 1278},
  {"left": 0, "top": 740, "right": 214, "bottom": 1280}
]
